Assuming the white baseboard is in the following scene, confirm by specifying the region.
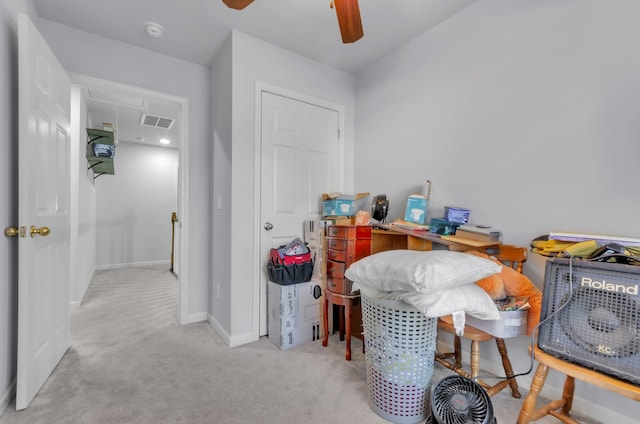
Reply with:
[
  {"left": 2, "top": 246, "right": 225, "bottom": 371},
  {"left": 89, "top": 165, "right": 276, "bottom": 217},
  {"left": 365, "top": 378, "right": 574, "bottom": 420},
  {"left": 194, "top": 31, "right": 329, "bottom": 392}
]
[
  {"left": 437, "top": 338, "right": 638, "bottom": 424},
  {"left": 208, "top": 314, "right": 231, "bottom": 346},
  {"left": 185, "top": 311, "right": 207, "bottom": 324},
  {"left": 0, "top": 378, "right": 15, "bottom": 417},
  {"left": 207, "top": 313, "right": 258, "bottom": 348},
  {"left": 228, "top": 331, "right": 258, "bottom": 348},
  {"left": 95, "top": 260, "right": 170, "bottom": 270}
]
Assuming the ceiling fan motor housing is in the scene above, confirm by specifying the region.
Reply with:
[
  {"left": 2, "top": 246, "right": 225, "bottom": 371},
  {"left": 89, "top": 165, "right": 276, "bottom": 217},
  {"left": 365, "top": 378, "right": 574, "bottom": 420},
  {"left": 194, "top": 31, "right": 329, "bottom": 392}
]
[{"left": 223, "top": 0, "right": 364, "bottom": 43}]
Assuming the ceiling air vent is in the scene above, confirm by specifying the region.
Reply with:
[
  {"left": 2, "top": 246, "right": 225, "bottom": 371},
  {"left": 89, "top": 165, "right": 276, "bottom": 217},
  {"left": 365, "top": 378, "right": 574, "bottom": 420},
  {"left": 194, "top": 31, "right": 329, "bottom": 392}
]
[{"left": 139, "top": 113, "right": 175, "bottom": 129}]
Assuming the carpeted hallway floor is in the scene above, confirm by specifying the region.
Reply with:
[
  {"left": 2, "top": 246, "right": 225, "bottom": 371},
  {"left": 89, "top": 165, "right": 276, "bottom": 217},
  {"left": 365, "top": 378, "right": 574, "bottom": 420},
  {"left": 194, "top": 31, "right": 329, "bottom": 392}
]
[{"left": 0, "top": 265, "right": 602, "bottom": 424}]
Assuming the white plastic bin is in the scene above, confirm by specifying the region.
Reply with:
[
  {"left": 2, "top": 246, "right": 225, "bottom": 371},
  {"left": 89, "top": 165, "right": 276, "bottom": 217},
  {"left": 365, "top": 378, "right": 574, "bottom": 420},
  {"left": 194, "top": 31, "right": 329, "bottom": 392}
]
[{"left": 361, "top": 295, "right": 437, "bottom": 424}]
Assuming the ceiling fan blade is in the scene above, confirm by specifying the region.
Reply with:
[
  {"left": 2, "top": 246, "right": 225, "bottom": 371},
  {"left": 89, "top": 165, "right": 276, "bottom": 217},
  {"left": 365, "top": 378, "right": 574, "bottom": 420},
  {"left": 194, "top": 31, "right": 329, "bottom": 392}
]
[
  {"left": 333, "top": 0, "right": 364, "bottom": 43},
  {"left": 222, "top": 0, "right": 255, "bottom": 10}
]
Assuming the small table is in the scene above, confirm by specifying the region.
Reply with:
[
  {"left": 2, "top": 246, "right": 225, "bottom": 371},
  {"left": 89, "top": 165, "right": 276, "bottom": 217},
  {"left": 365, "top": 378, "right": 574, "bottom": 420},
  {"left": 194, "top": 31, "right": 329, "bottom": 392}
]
[
  {"left": 517, "top": 346, "right": 640, "bottom": 423},
  {"left": 322, "top": 290, "right": 360, "bottom": 361}
]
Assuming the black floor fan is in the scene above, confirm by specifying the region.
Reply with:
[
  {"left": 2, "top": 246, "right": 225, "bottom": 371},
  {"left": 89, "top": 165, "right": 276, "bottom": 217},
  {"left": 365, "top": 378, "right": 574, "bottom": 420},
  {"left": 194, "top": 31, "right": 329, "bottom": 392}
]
[{"left": 426, "top": 375, "right": 496, "bottom": 424}]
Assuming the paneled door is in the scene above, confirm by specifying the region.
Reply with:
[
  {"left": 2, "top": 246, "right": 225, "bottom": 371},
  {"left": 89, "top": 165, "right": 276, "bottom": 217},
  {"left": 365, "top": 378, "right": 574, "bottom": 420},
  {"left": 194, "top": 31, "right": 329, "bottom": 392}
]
[
  {"left": 259, "top": 91, "right": 340, "bottom": 335},
  {"left": 16, "top": 13, "right": 71, "bottom": 410}
]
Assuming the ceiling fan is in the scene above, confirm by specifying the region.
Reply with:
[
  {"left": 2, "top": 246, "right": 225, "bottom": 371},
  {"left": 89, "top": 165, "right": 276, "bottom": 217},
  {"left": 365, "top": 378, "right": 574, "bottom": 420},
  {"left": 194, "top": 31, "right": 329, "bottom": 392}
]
[{"left": 222, "top": 0, "right": 364, "bottom": 43}]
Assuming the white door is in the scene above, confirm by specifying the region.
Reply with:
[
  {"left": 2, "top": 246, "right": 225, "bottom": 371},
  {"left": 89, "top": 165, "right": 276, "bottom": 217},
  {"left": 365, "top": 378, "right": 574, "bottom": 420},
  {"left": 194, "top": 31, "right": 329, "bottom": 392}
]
[
  {"left": 16, "top": 13, "right": 71, "bottom": 410},
  {"left": 259, "top": 91, "right": 340, "bottom": 334}
]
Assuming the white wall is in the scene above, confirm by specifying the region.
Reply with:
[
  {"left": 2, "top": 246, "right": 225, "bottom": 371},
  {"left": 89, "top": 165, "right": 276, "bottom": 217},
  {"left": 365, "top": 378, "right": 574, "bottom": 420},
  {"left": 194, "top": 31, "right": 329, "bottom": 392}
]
[
  {"left": 70, "top": 85, "right": 96, "bottom": 305},
  {"left": 95, "top": 142, "right": 178, "bottom": 268},
  {"left": 37, "top": 19, "right": 211, "bottom": 321},
  {"left": 209, "top": 30, "right": 355, "bottom": 345},
  {"left": 354, "top": 0, "right": 640, "bottom": 422},
  {"left": 210, "top": 34, "right": 232, "bottom": 333}
]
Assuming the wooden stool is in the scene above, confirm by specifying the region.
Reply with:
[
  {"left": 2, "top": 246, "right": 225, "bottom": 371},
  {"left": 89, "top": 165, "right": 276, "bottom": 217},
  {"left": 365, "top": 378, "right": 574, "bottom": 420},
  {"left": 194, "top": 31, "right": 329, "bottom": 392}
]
[
  {"left": 436, "top": 320, "right": 521, "bottom": 398},
  {"left": 435, "top": 244, "right": 527, "bottom": 399},
  {"left": 322, "top": 290, "right": 360, "bottom": 361},
  {"left": 517, "top": 346, "right": 640, "bottom": 423}
]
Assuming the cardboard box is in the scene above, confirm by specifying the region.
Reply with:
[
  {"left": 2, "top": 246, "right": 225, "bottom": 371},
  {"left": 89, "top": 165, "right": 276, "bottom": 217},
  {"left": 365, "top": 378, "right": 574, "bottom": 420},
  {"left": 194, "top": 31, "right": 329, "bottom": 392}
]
[
  {"left": 303, "top": 220, "right": 330, "bottom": 280},
  {"left": 403, "top": 194, "right": 429, "bottom": 224},
  {"left": 466, "top": 310, "right": 528, "bottom": 338},
  {"left": 268, "top": 280, "right": 323, "bottom": 350},
  {"left": 327, "top": 217, "right": 355, "bottom": 225},
  {"left": 303, "top": 220, "right": 329, "bottom": 248},
  {"left": 322, "top": 193, "right": 370, "bottom": 216}
]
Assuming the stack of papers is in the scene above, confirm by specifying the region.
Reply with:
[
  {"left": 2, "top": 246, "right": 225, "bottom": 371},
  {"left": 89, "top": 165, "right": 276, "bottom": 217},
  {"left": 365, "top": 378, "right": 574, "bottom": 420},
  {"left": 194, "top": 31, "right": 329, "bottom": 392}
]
[
  {"left": 494, "top": 296, "right": 530, "bottom": 311},
  {"left": 548, "top": 232, "right": 640, "bottom": 247}
]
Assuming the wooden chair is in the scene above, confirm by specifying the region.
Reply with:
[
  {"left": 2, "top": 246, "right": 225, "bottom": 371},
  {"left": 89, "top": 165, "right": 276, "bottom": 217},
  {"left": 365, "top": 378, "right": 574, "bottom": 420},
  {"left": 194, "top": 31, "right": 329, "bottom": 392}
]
[
  {"left": 517, "top": 346, "right": 640, "bottom": 423},
  {"left": 435, "top": 244, "right": 528, "bottom": 398}
]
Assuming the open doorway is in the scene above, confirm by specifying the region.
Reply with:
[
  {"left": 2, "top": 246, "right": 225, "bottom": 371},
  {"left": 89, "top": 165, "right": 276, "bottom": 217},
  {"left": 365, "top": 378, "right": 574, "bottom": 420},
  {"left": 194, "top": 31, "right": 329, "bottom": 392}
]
[{"left": 69, "top": 73, "right": 189, "bottom": 324}]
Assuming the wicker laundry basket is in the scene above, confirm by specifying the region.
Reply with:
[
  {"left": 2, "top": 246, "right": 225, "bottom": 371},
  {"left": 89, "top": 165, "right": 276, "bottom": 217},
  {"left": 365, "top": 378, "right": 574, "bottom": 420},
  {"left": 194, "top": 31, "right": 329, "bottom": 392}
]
[{"left": 361, "top": 295, "right": 438, "bottom": 424}]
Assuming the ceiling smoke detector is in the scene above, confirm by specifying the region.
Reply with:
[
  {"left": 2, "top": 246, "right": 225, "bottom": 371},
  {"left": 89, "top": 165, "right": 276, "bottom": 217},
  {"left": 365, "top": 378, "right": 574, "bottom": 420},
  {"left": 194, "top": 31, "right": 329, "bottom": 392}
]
[{"left": 144, "top": 22, "right": 165, "bottom": 38}]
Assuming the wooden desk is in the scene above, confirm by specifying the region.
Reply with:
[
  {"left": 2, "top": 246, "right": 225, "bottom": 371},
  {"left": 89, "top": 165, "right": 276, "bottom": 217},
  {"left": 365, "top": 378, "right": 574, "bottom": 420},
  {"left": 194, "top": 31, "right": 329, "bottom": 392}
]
[
  {"left": 371, "top": 224, "right": 501, "bottom": 254},
  {"left": 329, "top": 223, "right": 501, "bottom": 360},
  {"left": 369, "top": 225, "right": 520, "bottom": 399}
]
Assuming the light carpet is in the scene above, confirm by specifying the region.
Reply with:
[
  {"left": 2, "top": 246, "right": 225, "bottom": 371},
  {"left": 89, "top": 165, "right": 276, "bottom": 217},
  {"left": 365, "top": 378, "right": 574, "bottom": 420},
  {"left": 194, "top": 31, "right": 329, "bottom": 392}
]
[{"left": 0, "top": 265, "right": 602, "bottom": 424}]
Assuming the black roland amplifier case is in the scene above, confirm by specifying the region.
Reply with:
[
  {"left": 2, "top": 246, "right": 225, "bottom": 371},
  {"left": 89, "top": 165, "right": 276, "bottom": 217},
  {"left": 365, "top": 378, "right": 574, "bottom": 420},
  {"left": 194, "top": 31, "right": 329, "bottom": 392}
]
[{"left": 538, "top": 257, "right": 640, "bottom": 385}]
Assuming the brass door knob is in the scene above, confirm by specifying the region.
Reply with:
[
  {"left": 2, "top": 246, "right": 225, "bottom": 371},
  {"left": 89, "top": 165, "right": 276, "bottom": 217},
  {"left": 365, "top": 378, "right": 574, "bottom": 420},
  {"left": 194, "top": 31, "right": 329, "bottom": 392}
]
[
  {"left": 4, "top": 227, "right": 20, "bottom": 237},
  {"left": 30, "top": 225, "right": 50, "bottom": 238}
]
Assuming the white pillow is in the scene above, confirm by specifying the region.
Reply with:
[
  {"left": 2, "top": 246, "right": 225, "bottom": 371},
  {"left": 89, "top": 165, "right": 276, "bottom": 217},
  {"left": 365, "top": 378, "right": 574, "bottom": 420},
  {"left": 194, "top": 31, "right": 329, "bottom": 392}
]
[
  {"left": 391, "top": 285, "right": 500, "bottom": 320},
  {"left": 345, "top": 250, "right": 501, "bottom": 293},
  {"left": 356, "top": 284, "right": 500, "bottom": 327}
]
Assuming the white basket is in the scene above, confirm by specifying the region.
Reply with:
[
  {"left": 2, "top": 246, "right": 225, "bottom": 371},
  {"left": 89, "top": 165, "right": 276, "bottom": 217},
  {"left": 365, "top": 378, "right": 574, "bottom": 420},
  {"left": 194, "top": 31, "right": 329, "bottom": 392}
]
[{"left": 361, "top": 296, "right": 437, "bottom": 424}]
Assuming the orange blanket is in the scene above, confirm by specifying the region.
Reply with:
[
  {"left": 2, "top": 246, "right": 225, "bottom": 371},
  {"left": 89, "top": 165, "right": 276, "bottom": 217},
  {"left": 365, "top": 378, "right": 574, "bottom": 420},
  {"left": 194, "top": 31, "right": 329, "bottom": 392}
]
[{"left": 466, "top": 251, "right": 542, "bottom": 336}]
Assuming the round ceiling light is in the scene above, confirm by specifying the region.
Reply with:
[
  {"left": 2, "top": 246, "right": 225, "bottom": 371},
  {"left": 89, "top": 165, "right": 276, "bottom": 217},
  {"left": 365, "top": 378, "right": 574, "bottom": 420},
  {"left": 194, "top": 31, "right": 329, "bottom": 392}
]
[
  {"left": 159, "top": 138, "right": 171, "bottom": 145},
  {"left": 144, "top": 22, "right": 165, "bottom": 38}
]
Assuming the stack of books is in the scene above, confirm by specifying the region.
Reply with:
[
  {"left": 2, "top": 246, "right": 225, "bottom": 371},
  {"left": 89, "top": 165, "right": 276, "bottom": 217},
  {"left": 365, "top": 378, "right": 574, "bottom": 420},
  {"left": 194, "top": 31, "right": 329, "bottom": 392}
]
[
  {"left": 390, "top": 219, "right": 429, "bottom": 232},
  {"left": 454, "top": 225, "right": 501, "bottom": 242}
]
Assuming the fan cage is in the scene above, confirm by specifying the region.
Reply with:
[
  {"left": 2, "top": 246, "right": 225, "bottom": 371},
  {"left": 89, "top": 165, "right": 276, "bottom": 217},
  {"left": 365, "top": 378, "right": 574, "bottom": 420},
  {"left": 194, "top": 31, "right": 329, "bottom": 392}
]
[
  {"left": 361, "top": 295, "right": 437, "bottom": 424},
  {"left": 431, "top": 376, "right": 494, "bottom": 424}
]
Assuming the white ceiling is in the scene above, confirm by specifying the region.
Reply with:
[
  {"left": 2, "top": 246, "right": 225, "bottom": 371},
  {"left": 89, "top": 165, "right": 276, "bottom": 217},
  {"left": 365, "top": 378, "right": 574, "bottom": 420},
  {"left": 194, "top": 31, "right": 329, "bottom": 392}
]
[
  {"left": 34, "top": 0, "right": 478, "bottom": 148},
  {"left": 78, "top": 84, "right": 182, "bottom": 149}
]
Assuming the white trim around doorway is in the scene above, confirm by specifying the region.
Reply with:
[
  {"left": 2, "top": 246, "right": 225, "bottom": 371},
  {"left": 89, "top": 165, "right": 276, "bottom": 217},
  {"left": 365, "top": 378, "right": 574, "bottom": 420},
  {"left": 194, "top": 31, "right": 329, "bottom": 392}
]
[{"left": 68, "top": 73, "right": 190, "bottom": 325}]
